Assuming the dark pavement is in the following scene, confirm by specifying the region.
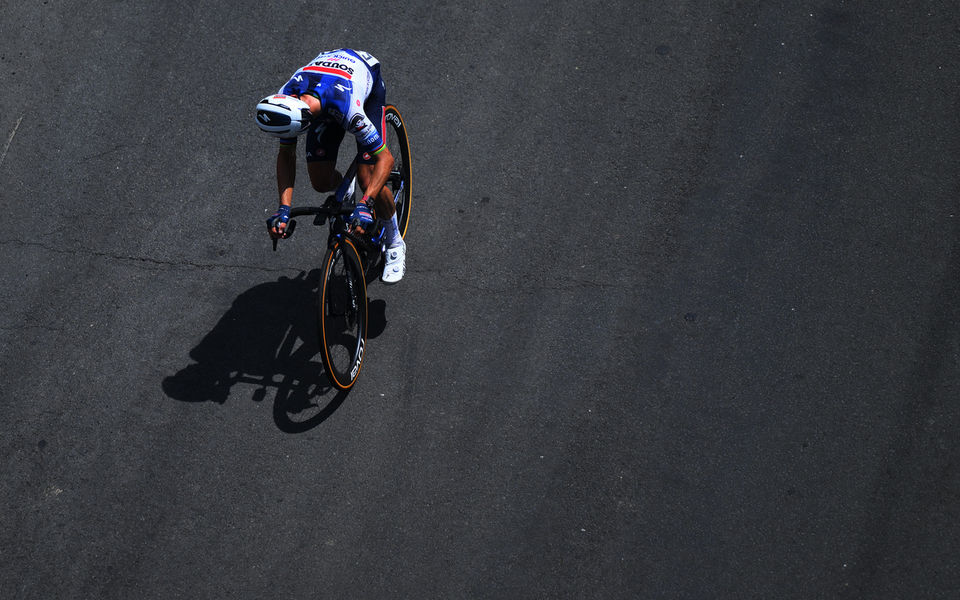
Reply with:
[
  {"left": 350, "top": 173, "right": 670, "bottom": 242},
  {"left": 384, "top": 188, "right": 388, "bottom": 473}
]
[{"left": 1, "top": 1, "right": 958, "bottom": 598}]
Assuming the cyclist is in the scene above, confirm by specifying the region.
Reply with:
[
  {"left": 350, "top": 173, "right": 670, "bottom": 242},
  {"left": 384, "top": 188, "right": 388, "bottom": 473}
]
[{"left": 255, "top": 48, "right": 405, "bottom": 284}]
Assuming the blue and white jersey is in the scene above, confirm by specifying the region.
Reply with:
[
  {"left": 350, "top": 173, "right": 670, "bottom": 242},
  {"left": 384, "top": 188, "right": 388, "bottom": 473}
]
[{"left": 279, "top": 49, "right": 385, "bottom": 155}]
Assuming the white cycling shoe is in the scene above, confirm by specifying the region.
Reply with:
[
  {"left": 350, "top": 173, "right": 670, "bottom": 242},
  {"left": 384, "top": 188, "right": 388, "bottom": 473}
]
[{"left": 381, "top": 241, "right": 406, "bottom": 284}]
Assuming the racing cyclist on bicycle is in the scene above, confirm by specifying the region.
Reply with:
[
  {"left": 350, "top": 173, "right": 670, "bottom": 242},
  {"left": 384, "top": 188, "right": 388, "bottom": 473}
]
[{"left": 255, "top": 48, "right": 405, "bottom": 283}]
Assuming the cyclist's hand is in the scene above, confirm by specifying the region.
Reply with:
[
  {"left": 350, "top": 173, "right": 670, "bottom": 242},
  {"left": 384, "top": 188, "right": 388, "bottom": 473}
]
[
  {"left": 267, "top": 204, "right": 292, "bottom": 239},
  {"left": 350, "top": 202, "right": 374, "bottom": 229}
]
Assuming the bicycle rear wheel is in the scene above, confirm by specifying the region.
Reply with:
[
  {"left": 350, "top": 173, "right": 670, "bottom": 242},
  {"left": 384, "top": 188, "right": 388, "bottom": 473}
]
[
  {"left": 318, "top": 238, "right": 368, "bottom": 390},
  {"left": 383, "top": 105, "right": 412, "bottom": 239}
]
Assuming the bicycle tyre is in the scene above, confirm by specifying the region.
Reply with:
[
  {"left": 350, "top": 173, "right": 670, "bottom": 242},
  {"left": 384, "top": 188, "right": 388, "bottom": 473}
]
[
  {"left": 318, "top": 237, "right": 368, "bottom": 390},
  {"left": 383, "top": 105, "right": 412, "bottom": 240}
]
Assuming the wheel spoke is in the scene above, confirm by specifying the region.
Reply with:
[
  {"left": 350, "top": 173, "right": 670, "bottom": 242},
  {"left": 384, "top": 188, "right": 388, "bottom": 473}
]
[{"left": 319, "top": 240, "right": 367, "bottom": 390}]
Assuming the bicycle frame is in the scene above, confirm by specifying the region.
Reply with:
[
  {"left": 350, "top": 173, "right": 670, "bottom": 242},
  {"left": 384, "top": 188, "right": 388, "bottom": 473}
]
[{"left": 283, "top": 150, "right": 404, "bottom": 256}]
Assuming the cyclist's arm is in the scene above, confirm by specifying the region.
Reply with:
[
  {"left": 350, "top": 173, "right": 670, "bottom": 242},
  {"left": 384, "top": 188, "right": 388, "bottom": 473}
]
[
  {"left": 361, "top": 146, "right": 394, "bottom": 204},
  {"left": 270, "top": 142, "right": 296, "bottom": 236},
  {"left": 277, "top": 142, "right": 296, "bottom": 206},
  {"left": 349, "top": 110, "right": 393, "bottom": 204}
]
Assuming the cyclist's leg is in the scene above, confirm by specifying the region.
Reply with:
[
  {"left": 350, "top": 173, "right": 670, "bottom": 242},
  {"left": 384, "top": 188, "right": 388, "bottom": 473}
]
[{"left": 306, "top": 120, "right": 346, "bottom": 193}]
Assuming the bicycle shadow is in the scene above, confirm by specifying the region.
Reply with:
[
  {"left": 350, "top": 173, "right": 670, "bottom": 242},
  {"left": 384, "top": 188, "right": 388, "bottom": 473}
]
[{"left": 161, "top": 270, "right": 388, "bottom": 433}]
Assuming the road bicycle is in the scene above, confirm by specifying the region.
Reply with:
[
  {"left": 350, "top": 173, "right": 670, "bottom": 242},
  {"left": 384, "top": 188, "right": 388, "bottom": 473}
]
[{"left": 273, "top": 104, "right": 411, "bottom": 390}]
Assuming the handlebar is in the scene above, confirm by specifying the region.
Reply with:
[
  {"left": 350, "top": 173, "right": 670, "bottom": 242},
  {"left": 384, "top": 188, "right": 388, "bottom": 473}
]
[
  {"left": 290, "top": 196, "right": 356, "bottom": 220},
  {"left": 271, "top": 196, "right": 357, "bottom": 251}
]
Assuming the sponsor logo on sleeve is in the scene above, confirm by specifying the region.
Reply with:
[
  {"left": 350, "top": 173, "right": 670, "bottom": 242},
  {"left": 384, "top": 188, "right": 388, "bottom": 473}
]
[{"left": 361, "top": 131, "right": 383, "bottom": 151}]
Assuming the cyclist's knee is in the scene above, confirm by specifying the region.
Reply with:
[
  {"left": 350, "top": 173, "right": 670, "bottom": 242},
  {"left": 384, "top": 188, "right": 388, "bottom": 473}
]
[
  {"left": 310, "top": 178, "right": 336, "bottom": 193},
  {"left": 308, "top": 162, "right": 339, "bottom": 192}
]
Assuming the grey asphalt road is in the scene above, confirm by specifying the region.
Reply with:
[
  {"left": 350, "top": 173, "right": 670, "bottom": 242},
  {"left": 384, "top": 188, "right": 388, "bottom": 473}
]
[{"left": 2, "top": 1, "right": 958, "bottom": 598}]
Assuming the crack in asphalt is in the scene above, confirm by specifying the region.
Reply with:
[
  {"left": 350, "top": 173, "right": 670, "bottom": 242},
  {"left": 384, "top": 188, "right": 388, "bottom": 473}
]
[
  {"left": 0, "top": 114, "right": 24, "bottom": 169},
  {"left": 0, "top": 238, "right": 296, "bottom": 275},
  {"left": 3, "top": 238, "right": 613, "bottom": 292}
]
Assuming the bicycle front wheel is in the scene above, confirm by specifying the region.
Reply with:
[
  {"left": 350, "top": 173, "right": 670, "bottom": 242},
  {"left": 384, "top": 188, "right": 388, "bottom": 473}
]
[
  {"left": 384, "top": 105, "right": 412, "bottom": 240},
  {"left": 318, "top": 238, "right": 368, "bottom": 390}
]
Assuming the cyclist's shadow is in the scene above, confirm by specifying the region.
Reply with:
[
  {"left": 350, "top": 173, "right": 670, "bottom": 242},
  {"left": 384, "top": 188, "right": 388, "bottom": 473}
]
[{"left": 161, "top": 270, "right": 387, "bottom": 433}]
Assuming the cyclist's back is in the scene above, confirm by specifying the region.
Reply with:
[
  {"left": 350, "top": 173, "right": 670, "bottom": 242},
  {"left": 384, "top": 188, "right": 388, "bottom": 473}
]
[{"left": 279, "top": 49, "right": 385, "bottom": 155}]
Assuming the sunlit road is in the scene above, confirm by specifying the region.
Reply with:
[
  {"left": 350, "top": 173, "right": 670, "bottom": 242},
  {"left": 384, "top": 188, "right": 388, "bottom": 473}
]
[{"left": 2, "top": 1, "right": 957, "bottom": 597}]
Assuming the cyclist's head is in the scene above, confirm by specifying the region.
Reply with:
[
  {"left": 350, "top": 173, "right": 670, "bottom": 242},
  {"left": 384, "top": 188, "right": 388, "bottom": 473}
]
[{"left": 255, "top": 94, "right": 313, "bottom": 137}]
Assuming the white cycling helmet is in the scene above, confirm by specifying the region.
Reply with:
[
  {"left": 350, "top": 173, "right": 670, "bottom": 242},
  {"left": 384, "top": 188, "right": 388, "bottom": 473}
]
[{"left": 255, "top": 94, "right": 313, "bottom": 137}]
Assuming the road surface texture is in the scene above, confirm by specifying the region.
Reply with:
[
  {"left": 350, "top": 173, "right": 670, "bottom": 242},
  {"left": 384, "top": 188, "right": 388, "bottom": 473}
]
[{"left": 1, "top": 1, "right": 957, "bottom": 598}]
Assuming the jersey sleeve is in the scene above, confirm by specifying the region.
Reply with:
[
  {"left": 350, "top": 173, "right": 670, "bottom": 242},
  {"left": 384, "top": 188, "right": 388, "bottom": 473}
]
[{"left": 347, "top": 112, "right": 385, "bottom": 155}]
